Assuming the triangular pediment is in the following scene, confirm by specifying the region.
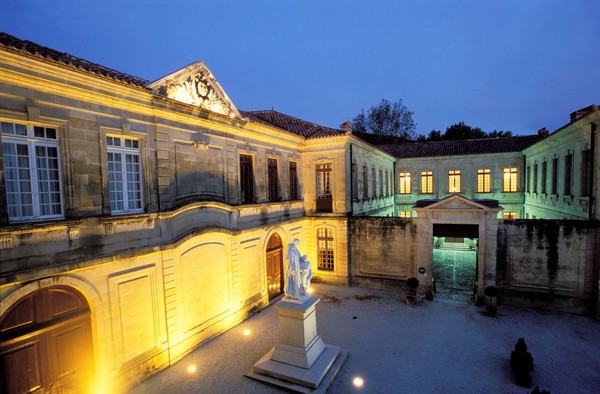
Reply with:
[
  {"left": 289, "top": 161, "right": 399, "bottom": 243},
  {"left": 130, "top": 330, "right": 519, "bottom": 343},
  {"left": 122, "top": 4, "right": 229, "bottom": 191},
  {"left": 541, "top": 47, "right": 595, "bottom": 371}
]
[
  {"left": 147, "top": 62, "right": 241, "bottom": 118},
  {"left": 422, "top": 195, "right": 494, "bottom": 211}
]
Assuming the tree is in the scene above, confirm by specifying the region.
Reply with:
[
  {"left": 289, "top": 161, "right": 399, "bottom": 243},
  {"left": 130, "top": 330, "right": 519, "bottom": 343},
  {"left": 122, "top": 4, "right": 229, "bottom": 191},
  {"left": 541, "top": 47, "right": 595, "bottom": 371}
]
[
  {"left": 353, "top": 99, "right": 416, "bottom": 139},
  {"left": 418, "top": 122, "right": 513, "bottom": 141},
  {"left": 444, "top": 122, "right": 485, "bottom": 140}
]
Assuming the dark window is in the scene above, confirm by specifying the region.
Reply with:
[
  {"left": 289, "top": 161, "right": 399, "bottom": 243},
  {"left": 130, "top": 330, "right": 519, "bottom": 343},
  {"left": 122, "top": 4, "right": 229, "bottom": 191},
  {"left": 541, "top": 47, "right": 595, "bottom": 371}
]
[
  {"left": 239, "top": 154, "right": 254, "bottom": 204},
  {"left": 316, "top": 163, "right": 332, "bottom": 212},
  {"left": 564, "top": 153, "right": 573, "bottom": 196},
  {"left": 351, "top": 162, "right": 358, "bottom": 201},
  {"left": 371, "top": 167, "right": 376, "bottom": 198},
  {"left": 267, "top": 158, "right": 279, "bottom": 202},
  {"left": 362, "top": 164, "right": 368, "bottom": 199},
  {"left": 533, "top": 163, "right": 538, "bottom": 193},
  {"left": 551, "top": 158, "right": 558, "bottom": 195},
  {"left": 581, "top": 150, "right": 592, "bottom": 197},
  {"left": 289, "top": 161, "right": 298, "bottom": 200},
  {"left": 541, "top": 161, "right": 547, "bottom": 194},
  {"left": 317, "top": 228, "right": 334, "bottom": 271},
  {"left": 526, "top": 165, "right": 531, "bottom": 193}
]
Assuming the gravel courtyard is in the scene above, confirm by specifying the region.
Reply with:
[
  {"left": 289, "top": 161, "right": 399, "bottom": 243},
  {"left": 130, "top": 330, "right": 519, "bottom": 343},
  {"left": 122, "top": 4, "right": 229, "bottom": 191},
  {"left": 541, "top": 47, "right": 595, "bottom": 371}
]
[{"left": 129, "top": 284, "right": 600, "bottom": 393}]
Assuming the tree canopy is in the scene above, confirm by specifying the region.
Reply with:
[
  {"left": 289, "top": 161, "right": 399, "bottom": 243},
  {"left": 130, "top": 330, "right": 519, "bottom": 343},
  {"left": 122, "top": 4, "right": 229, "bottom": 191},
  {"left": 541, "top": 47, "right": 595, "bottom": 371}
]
[
  {"left": 417, "top": 122, "right": 512, "bottom": 141},
  {"left": 352, "top": 99, "right": 417, "bottom": 139}
]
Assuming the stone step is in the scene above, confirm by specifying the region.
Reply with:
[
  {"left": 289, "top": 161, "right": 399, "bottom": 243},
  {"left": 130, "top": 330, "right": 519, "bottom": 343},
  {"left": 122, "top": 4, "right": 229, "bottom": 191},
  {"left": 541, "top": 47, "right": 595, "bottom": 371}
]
[{"left": 438, "top": 243, "right": 473, "bottom": 251}]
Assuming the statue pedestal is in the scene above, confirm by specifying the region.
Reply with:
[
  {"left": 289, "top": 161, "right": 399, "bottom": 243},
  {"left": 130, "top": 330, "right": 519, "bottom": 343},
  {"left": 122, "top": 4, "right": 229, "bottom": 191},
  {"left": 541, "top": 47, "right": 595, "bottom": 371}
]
[{"left": 247, "top": 297, "right": 347, "bottom": 392}]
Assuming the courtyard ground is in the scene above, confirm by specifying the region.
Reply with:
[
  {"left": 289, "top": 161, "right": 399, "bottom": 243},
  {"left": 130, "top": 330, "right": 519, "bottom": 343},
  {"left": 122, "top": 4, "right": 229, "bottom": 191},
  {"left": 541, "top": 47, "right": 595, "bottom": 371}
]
[{"left": 128, "top": 284, "right": 600, "bottom": 393}]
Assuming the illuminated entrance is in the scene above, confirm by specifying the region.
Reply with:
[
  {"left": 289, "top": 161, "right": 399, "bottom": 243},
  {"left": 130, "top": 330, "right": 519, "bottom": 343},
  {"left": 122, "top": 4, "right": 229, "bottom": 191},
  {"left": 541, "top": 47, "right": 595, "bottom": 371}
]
[
  {"left": 432, "top": 224, "right": 478, "bottom": 300},
  {"left": 413, "top": 195, "right": 502, "bottom": 301},
  {"left": 266, "top": 233, "right": 284, "bottom": 300},
  {"left": 0, "top": 286, "right": 94, "bottom": 393}
]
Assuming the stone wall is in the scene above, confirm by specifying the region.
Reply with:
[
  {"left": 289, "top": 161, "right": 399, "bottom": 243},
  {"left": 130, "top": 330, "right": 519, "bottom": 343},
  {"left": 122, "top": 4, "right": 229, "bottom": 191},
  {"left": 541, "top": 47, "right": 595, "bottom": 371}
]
[
  {"left": 348, "top": 217, "right": 600, "bottom": 317},
  {"left": 348, "top": 217, "right": 417, "bottom": 291},
  {"left": 496, "top": 220, "right": 599, "bottom": 316}
]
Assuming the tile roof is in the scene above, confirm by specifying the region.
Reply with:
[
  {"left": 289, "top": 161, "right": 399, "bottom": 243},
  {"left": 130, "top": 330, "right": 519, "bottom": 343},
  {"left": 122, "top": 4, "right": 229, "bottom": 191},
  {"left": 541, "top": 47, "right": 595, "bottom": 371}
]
[
  {"left": 0, "top": 32, "right": 148, "bottom": 87},
  {"left": 380, "top": 135, "right": 543, "bottom": 159},
  {"left": 241, "top": 110, "right": 348, "bottom": 139}
]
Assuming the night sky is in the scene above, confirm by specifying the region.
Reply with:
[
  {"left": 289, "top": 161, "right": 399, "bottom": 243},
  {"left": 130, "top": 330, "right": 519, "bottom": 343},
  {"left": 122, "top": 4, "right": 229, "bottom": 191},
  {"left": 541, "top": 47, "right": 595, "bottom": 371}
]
[{"left": 2, "top": 0, "right": 599, "bottom": 136}]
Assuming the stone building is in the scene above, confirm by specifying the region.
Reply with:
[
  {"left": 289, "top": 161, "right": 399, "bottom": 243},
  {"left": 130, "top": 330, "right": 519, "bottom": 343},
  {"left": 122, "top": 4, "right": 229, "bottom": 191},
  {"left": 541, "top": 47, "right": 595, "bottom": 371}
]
[
  {"left": 523, "top": 105, "right": 599, "bottom": 220},
  {"left": 0, "top": 33, "right": 598, "bottom": 393}
]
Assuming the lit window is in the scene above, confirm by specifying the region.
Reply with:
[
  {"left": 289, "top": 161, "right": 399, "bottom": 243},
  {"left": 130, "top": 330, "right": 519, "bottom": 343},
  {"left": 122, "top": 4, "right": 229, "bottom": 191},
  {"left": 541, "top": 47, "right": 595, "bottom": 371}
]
[
  {"left": 107, "top": 136, "right": 143, "bottom": 214},
  {"left": 421, "top": 171, "right": 433, "bottom": 194},
  {"left": 477, "top": 169, "right": 491, "bottom": 193},
  {"left": 503, "top": 212, "right": 517, "bottom": 219},
  {"left": 400, "top": 211, "right": 411, "bottom": 218},
  {"left": 448, "top": 170, "right": 461, "bottom": 193},
  {"left": 317, "top": 228, "right": 334, "bottom": 271},
  {"left": 503, "top": 167, "right": 518, "bottom": 192},
  {"left": 399, "top": 172, "right": 411, "bottom": 194},
  {"left": 2, "top": 121, "right": 63, "bottom": 221}
]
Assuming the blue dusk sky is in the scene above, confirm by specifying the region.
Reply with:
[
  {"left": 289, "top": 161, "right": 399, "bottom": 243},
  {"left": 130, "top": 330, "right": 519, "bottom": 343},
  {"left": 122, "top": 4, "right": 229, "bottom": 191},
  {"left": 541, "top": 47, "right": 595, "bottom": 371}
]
[{"left": 2, "top": 0, "right": 599, "bottom": 137}]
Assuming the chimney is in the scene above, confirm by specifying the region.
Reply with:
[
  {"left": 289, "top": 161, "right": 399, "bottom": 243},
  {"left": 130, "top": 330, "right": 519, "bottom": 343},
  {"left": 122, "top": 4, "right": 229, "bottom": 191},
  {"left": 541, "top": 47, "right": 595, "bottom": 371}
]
[
  {"left": 340, "top": 120, "right": 353, "bottom": 133},
  {"left": 569, "top": 105, "right": 596, "bottom": 122},
  {"left": 537, "top": 127, "right": 549, "bottom": 137}
]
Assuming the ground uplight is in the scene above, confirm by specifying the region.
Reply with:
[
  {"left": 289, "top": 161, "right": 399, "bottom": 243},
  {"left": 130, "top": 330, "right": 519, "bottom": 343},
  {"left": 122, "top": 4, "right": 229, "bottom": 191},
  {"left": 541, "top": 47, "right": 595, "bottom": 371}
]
[
  {"left": 243, "top": 328, "right": 251, "bottom": 336},
  {"left": 352, "top": 376, "right": 364, "bottom": 388},
  {"left": 187, "top": 364, "right": 197, "bottom": 373}
]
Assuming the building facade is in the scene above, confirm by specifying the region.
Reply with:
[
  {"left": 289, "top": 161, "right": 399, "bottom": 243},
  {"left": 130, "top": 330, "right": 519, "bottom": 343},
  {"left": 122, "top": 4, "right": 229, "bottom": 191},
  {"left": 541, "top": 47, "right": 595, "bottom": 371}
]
[{"left": 0, "top": 33, "right": 598, "bottom": 393}]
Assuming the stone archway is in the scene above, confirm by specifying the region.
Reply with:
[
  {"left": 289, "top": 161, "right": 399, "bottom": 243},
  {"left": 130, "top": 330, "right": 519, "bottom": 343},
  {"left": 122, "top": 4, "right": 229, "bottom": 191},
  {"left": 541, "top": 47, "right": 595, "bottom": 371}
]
[
  {"left": 266, "top": 233, "right": 284, "bottom": 300},
  {"left": 0, "top": 286, "right": 95, "bottom": 393},
  {"left": 413, "top": 195, "right": 502, "bottom": 300}
]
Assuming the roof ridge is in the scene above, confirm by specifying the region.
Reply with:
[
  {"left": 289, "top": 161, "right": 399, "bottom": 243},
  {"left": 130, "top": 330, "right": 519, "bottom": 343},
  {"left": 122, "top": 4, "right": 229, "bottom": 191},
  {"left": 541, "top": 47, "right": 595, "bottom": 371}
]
[{"left": 0, "top": 32, "right": 148, "bottom": 87}]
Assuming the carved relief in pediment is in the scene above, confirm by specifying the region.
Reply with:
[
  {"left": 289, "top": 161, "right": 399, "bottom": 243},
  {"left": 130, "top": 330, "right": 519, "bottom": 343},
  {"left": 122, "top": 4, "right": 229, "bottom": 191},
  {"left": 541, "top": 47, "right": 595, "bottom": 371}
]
[
  {"left": 164, "top": 73, "right": 231, "bottom": 115},
  {"left": 443, "top": 199, "right": 473, "bottom": 209},
  {"left": 148, "top": 62, "right": 240, "bottom": 118}
]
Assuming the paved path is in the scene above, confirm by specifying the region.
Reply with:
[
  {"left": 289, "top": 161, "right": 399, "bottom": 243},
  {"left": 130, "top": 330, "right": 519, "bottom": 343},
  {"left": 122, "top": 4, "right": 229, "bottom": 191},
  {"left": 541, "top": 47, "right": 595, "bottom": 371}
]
[{"left": 129, "top": 284, "right": 600, "bottom": 393}]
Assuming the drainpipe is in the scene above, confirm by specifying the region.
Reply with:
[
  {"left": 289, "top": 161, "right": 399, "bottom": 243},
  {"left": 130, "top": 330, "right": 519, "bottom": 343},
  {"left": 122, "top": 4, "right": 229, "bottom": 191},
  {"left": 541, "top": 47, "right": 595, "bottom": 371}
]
[
  {"left": 350, "top": 143, "right": 354, "bottom": 217},
  {"left": 348, "top": 143, "right": 354, "bottom": 287},
  {"left": 589, "top": 123, "right": 596, "bottom": 220}
]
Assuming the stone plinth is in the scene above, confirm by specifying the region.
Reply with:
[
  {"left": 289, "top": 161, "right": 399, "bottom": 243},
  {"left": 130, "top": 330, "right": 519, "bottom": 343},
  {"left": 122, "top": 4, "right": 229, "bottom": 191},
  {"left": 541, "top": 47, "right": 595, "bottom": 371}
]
[{"left": 246, "top": 297, "right": 347, "bottom": 393}]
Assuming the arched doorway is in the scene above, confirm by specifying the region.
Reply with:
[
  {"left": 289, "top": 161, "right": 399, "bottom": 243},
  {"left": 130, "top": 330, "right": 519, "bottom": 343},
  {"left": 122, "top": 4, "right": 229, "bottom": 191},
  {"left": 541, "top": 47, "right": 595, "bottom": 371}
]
[
  {"left": 266, "top": 233, "right": 284, "bottom": 301},
  {"left": 0, "top": 286, "right": 95, "bottom": 393}
]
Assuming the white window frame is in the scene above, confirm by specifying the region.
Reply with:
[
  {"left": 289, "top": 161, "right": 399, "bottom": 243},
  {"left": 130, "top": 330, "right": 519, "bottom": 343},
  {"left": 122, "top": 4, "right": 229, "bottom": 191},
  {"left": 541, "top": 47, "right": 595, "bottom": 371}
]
[
  {"left": 1, "top": 121, "right": 64, "bottom": 222},
  {"left": 107, "top": 135, "right": 144, "bottom": 214}
]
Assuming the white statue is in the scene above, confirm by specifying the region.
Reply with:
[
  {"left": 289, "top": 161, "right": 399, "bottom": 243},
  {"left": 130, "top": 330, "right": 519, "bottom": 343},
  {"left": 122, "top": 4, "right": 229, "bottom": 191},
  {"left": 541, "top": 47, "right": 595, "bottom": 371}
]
[
  {"left": 300, "top": 254, "right": 312, "bottom": 291},
  {"left": 284, "top": 239, "right": 312, "bottom": 300}
]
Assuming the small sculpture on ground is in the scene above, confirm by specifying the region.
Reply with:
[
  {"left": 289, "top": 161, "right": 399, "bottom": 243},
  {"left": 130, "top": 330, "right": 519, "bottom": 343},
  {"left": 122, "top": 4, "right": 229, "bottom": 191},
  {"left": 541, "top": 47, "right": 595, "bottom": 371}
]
[
  {"left": 511, "top": 337, "right": 534, "bottom": 388},
  {"left": 284, "top": 239, "right": 312, "bottom": 300}
]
